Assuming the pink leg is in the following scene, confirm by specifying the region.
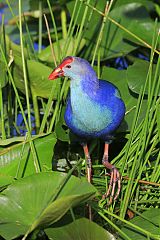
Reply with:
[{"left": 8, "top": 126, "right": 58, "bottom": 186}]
[
  {"left": 83, "top": 144, "right": 92, "bottom": 183},
  {"left": 102, "top": 143, "right": 121, "bottom": 205},
  {"left": 83, "top": 144, "right": 92, "bottom": 220}
]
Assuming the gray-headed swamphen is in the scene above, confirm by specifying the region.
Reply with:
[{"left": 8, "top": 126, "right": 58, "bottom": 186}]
[{"left": 49, "top": 56, "right": 125, "bottom": 204}]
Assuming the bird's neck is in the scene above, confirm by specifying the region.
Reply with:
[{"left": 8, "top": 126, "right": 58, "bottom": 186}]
[
  {"left": 69, "top": 74, "right": 99, "bottom": 125},
  {"left": 70, "top": 73, "right": 99, "bottom": 97},
  {"left": 70, "top": 73, "right": 99, "bottom": 118}
]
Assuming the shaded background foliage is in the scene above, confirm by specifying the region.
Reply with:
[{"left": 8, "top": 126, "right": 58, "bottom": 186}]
[{"left": 0, "top": 0, "right": 160, "bottom": 239}]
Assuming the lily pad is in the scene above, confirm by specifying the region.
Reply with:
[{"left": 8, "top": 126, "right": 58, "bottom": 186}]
[{"left": 0, "top": 172, "right": 97, "bottom": 240}]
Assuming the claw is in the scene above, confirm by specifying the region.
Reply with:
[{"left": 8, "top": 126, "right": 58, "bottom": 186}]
[
  {"left": 102, "top": 167, "right": 121, "bottom": 205},
  {"left": 102, "top": 143, "right": 121, "bottom": 205}
]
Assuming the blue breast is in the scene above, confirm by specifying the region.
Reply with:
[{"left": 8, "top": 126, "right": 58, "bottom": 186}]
[{"left": 64, "top": 79, "right": 125, "bottom": 140}]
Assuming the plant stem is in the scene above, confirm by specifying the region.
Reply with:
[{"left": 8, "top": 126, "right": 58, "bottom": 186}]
[
  {"left": 96, "top": 206, "right": 160, "bottom": 240},
  {"left": 61, "top": 9, "right": 67, "bottom": 39},
  {"left": 0, "top": 86, "right": 6, "bottom": 139},
  {"left": 47, "top": 0, "right": 61, "bottom": 62},
  {"left": 19, "top": 0, "right": 31, "bottom": 130},
  {"left": 43, "top": 14, "right": 57, "bottom": 66},
  {"left": 96, "top": 209, "right": 132, "bottom": 240},
  {"left": 38, "top": 0, "right": 42, "bottom": 54},
  {"left": 91, "top": 1, "right": 113, "bottom": 66},
  {"left": 32, "top": 91, "right": 40, "bottom": 132}
]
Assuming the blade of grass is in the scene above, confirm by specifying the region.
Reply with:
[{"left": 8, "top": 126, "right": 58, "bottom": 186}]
[
  {"left": 95, "top": 208, "right": 132, "bottom": 240},
  {"left": 43, "top": 13, "right": 57, "bottom": 66},
  {"left": 19, "top": 0, "right": 31, "bottom": 130},
  {"left": 91, "top": 1, "right": 113, "bottom": 66},
  {"left": 39, "top": 86, "right": 56, "bottom": 133},
  {"left": 0, "top": 15, "right": 6, "bottom": 140},
  {"left": 73, "top": 0, "right": 91, "bottom": 55},
  {"left": 24, "top": 16, "right": 38, "bottom": 61},
  {"left": 63, "top": 0, "right": 80, "bottom": 56},
  {"left": 38, "top": 0, "right": 43, "bottom": 54},
  {"left": 61, "top": 9, "right": 67, "bottom": 39},
  {"left": 47, "top": 0, "right": 61, "bottom": 62}
]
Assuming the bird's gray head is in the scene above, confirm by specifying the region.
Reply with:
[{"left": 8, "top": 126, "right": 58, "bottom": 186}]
[{"left": 48, "top": 56, "right": 97, "bottom": 81}]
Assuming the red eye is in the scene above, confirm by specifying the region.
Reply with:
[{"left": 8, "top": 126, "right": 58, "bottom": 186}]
[{"left": 66, "top": 65, "right": 71, "bottom": 68}]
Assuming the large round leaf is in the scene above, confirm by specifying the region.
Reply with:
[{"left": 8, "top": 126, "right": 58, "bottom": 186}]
[
  {"left": 45, "top": 217, "right": 115, "bottom": 240},
  {"left": 0, "top": 172, "right": 97, "bottom": 240}
]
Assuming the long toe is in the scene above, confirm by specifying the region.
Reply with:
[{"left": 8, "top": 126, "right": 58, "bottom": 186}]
[
  {"left": 113, "top": 169, "right": 121, "bottom": 200},
  {"left": 103, "top": 167, "right": 121, "bottom": 205}
]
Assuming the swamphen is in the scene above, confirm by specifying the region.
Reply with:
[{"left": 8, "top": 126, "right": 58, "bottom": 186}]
[{"left": 49, "top": 56, "right": 125, "bottom": 204}]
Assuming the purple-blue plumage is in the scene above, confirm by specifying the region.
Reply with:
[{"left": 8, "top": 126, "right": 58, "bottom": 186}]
[{"left": 65, "top": 80, "right": 125, "bottom": 140}]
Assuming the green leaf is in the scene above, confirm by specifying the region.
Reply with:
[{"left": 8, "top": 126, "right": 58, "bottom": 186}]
[
  {"left": 27, "top": 60, "right": 61, "bottom": 99},
  {"left": 126, "top": 59, "right": 160, "bottom": 96},
  {"left": 119, "top": 209, "right": 160, "bottom": 240},
  {"left": 12, "top": 56, "right": 61, "bottom": 99},
  {"left": 5, "top": 37, "right": 60, "bottom": 99},
  {"left": 157, "top": 102, "right": 160, "bottom": 141},
  {"left": 0, "top": 133, "right": 57, "bottom": 177},
  {"left": 0, "top": 174, "right": 14, "bottom": 190},
  {"left": 45, "top": 217, "right": 115, "bottom": 240},
  {"left": 5, "top": 35, "right": 29, "bottom": 59},
  {"left": 113, "top": 0, "right": 154, "bottom": 9},
  {"left": 0, "top": 61, "right": 7, "bottom": 88},
  {"left": 0, "top": 172, "right": 97, "bottom": 240},
  {"left": 125, "top": 21, "right": 160, "bottom": 48},
  {"left": 38, "top": 37, "right": 86, "bottom": 64},
  {"left": 55, "top": 107, "right": 69, "bottom": 142},
  {"left": 55, "top": 121, "right": 69, "bottom": 142}
]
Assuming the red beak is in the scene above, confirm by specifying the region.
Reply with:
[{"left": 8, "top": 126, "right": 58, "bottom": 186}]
[
  {"left": 48, "top": 67, "right": 64, "bottom": 80},
  {"left": 48, "top": 56, "right": 73, "bottom": 80}
]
